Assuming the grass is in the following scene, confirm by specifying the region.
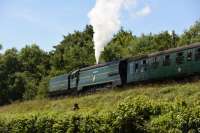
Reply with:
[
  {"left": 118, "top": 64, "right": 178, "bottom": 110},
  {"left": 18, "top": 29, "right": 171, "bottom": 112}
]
[{"left": 0, "top": 78, "right": 200, "bottom": 117}]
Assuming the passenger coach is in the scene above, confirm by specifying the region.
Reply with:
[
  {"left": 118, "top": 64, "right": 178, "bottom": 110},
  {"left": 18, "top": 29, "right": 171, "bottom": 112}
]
[{"left": 126, "top": 42, "right": 200, "bottom": 83}]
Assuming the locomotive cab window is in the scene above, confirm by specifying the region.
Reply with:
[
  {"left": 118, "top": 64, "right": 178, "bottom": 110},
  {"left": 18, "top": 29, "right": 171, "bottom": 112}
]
[
  {"left": 163, "top": 55, "right": 170, "bottom": 66},
  {"left": 176, "top": 52, "right": 184, "bottom": 64},
  {"left": 195, "top": 48, "right": 200, "bottom": 61},
  {"left": 187, "top": 51, "right": 192, "bottom": 61}
]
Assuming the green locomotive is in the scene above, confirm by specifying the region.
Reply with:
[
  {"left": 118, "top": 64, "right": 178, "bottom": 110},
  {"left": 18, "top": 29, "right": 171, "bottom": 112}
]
[
  {"left": 49, "top": 61, "right": 124, "bottom": 95},
  {"left": 49, "top": 42, "right": 200, "bottom": 95}
]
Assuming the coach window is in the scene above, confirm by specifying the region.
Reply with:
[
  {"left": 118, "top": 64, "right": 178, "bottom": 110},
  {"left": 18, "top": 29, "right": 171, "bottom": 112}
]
[
  {"left": 142, "top": 60, "right": 147, "bottom": 71},
  {"left": 154, "top": 57, "right": 157, "bottom": 63},
  {"left": 176, "top": 52, "right": 184, "bottom": 64},
  {"left": 195, "top": 48, "right": 200, "bottom": 61},
  {"left": 152, "top": 57, "right": 159, "bottom": 68},
  {"left": 143, "top": 60, "right": 147, "bottom": 65},
  {"left": 163, "top": 55, "right": 170, "bottom": 66},
  {"left": 135, "top": 63, "right": 139, "bottom": 73},
  {"left": 187, "top": 51, "right": 192, "bottom": 61},
  {"left": 149, "top": 58, "right": 153, "bottom": 65},
  {"left": 129, "top": 63, "right": 134, "bottom": 74}
]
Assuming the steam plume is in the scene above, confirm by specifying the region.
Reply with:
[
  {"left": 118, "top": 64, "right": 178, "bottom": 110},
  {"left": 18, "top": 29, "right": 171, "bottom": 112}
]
[{"left": 88, "top": 0, "right": 134, "bottom": 64}]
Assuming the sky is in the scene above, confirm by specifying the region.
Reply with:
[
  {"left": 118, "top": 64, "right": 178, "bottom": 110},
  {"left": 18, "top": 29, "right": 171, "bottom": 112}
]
[{"left": 0, "top": 0, "right": 199, "bottom": 52}]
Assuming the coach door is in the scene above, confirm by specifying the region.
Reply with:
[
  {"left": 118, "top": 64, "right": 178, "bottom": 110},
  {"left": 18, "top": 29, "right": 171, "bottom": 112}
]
[
  {"left": 175, "top": 51, "right": 186, "bottom": 76},
  {"left": 193, "top": 47, "right": 200, "bottom": 73},
  {"left": 119, "top": 60, "right": 127, "bottom": 85},
  {"left": 184, "top": 49, "right": 193, "bottom": 75}
]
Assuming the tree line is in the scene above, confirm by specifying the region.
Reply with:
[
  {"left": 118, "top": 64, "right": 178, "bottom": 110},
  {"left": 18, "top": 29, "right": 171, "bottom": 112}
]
[{"left": 0, "top": 20, "right": 200, "bottom": 105}]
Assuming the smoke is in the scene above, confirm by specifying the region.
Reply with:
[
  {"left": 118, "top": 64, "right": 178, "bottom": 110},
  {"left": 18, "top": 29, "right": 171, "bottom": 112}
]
[{"left": 88, "top": 0, "right": 135, "bottom": 64}]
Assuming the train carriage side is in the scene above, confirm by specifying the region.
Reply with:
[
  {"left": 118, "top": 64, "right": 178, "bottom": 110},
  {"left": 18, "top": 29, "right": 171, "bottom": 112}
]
[
  {"left": 149, "top": 43, "right": 200, "bottom": 79},
  {"left": 77, "top": 61, "right": 122, "bottom": 91},
  {"left": 126, "top": 55, "right": 149, "bottom": 83},
  {"left": 126, "top": 42, "right": 200, "bottom": 84},
  {"left": 192, "top": 44, "right": 200, "bottom": 73},
  {"left": 147, "top": 51, "right": 182, "bottom": 80},
  {"left": 49, "top": 74, "right": 69, "bottom": 96}
]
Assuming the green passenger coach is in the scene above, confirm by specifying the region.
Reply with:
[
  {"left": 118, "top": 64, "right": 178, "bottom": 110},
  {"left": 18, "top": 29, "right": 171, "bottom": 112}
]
[{"left": 126, "top": 42, "right": 200, "bottom": 83}]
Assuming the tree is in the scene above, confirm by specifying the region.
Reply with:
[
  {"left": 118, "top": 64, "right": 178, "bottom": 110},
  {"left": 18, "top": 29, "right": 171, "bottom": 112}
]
[
  {"left": 134, "top": 31, "right": 178, "bottom": 55},
  {"left": 0, "top": 44, "right": 50, "bottom": 104},
  {"left": 50, "top": 25, "right": 95, "bottom": 74},
  {"left": 0, "top": 48, "right": 22, "bottom": 104},
  {"left": 171, "top": 30, "right": 179, "bottom": 48},
  {"left": 102, "top": 28, "right": 136, "bottom": 62},
  {"left": 179, "top": 20, "right": 200, "bottom": 45},
  {"left": 18, "top": 44, "right": 50, "bottom": 100},
  {"left": 19, "top": 44, "right": 50, "bottom": 75}
]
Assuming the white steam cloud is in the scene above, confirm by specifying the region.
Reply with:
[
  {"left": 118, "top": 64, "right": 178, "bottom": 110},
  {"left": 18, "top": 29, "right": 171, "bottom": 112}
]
[{"left": 88, "top": 0, "right": 135, "bottom": 64}]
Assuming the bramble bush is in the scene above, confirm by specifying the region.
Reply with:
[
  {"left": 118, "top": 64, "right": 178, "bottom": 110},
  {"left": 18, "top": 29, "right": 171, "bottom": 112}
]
[
  {"left": 150, "top": 106, "right": 200, "bottom": 133},
  {"left": 0, "top": 96, "right": 199, "bottom": 133}
]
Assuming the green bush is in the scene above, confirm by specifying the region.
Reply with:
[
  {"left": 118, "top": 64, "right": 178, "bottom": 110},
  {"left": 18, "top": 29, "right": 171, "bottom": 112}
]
[
  {"left": 150, "top": 106, "right": 200, "bottom": 132},
  {"left": 0, "top": 96, "right": 200, "bottom": 133}
]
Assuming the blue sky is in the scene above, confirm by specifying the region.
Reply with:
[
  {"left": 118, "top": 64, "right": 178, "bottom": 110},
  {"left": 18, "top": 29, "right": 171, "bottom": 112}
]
[{"left": 0, "top": 0, "right": 199, "bottom": 52}]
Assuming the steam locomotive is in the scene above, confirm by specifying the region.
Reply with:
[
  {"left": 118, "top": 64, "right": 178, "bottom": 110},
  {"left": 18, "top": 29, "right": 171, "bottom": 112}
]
[{"left": 49, "top": 42, "right": 200, "bottom": 96}]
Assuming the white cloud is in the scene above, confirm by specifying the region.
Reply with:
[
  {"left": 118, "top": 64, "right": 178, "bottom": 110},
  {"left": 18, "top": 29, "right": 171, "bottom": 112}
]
[
  {"left": 124, "top": 0, "right": 138, "bottom": 9},
  {"left": 135, "top": 5, "right": 151, "bottom": 17}
]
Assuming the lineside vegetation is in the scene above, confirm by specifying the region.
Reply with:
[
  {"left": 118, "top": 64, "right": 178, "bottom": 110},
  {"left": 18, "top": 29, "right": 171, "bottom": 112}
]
[{"left": 0, "top": 79, "right": 200, "bottom": 132}]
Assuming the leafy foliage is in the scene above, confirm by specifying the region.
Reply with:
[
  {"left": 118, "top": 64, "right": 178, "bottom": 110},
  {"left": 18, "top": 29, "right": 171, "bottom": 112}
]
[
  {"left": 0, "top": 94, "right": 200, "bottom": 133},
  {"left": 179, "top": 20, "right": 200, "bottom": 45},
  {"left": 50, "top": 25, "right": 95, "bottom": 72}
]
